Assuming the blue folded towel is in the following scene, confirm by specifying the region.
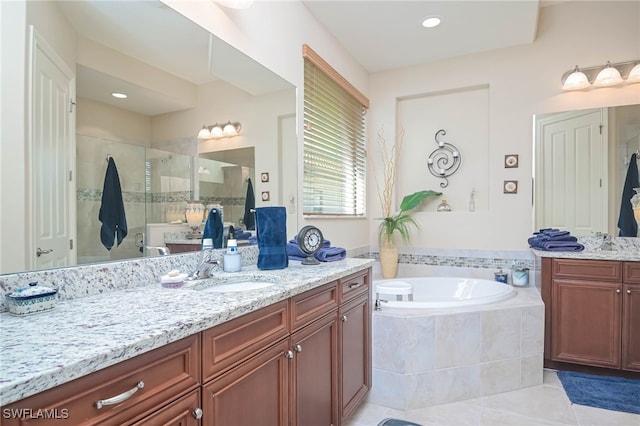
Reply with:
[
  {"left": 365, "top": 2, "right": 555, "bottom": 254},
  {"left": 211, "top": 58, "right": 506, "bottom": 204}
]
[
  {"left": 286, "top": 242, "right": 308, "bottom": 261},
  {"left": 538, "top": 240, "right": 585, "bottom": 251},
  {"left": 99, "top": 158, "right": 128, "bottom": 250},
  {"left": 315, "top": 246, "right": 346, "bottom": 262},
  {"left": 202, "top": 208, "right": 224, "bottom": 249},
  {"left": 255, "top": 207, "right": 288, "bottom": 270}
]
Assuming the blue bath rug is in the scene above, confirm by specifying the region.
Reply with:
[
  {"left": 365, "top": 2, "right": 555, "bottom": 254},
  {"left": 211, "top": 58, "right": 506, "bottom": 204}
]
[{"left": 557, "top": 370, "right": 640, "bottom": 414}]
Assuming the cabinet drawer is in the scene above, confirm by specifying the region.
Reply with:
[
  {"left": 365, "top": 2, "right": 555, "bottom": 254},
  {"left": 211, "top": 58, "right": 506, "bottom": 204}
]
[
  {"left": 2, "top": 335, "right": 200, "bottom": 426},
  {"left": 339, "top": 269, "right": 370, "bottom": 303},
  {"left": 624, "top": 262, "right": 640, "bottom": 284},
  {"left": 131, "top": 389, "right": 201, "bottom": 426},
  {"left": 290, "top": 281, "right": 338, "bottom": 331},
  {"left": 202, "top": 300, "right": 289, "bottom": 382},
  {"left": 552, "top": 259, "right": 621, "bottom": 282}
]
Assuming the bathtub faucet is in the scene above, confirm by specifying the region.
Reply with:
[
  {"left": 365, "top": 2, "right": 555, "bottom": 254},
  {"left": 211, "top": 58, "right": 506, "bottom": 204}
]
[{"left": 374, "top": 298, "right": 387, "bottom": 311}]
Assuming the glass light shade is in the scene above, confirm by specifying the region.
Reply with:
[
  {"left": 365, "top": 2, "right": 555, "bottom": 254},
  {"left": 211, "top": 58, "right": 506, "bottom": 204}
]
[
  {"left": 185, "top": 202, "right": 205, "bottom": 229},
  {"left": 627, "top": 64, "right": 640, "bottom": 83},
  {"left": 210, "top": 124, "right": 224, "bottom": 138},
  {"left": 562, "top": 67, "right": 590, "bottom": 91},
  {"left": 197, "top": 125, "right": 211, "bottom": 140},
  {"left": 223, "top": 121, "right": 239, "bottom": 136},
  {"left": 218, "top": 0, "right": 253, "bottom": 9},
  {"left": 593, "top": 62, "right": 623, "bottom": 87}
]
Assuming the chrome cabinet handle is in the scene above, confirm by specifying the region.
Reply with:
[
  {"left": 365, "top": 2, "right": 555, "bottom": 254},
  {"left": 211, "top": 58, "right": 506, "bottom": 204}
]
[
  {"left": 348, "top": 282, "right": 362, "bottom": 289},
  {"left": 341, "top": 315, "right": 348, "bottom": 322},
  {"left": 628, "top": 289, "right": 632, "bottom": 295},
  {"left": 616, "top": 289, "right": 621, "bottom": 294},
  {"left": 285, "top": 350, "right": 294, "bottom": 359},
  {"left": 294, "top": 344, "right": 302, "bottom": 353},
  {"left": 95, "top": 381, "right": 144, "bottom": 409},
  {"left": 36, "top": 248, "right": 53, "bottom": 257},
  {"left": 192, "top": 408, "right": 203, "bottom": 419}
]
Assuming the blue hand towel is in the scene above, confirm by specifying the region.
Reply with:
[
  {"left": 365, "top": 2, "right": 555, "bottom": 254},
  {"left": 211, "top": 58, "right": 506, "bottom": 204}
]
[
  {"left": 202, "top": 208, "right": 224, "bottom": 249},
  {"left": 618, "top": 153, "right": 639, "bottom": 237},
  {"left": 99, "top": 158, "right": 128, "bottom": 250},
  {"left": 315, "top": 246, "right": 346, "bottom": 262},
  {"left": 243, "top": 178, "right": 256, "bottom": 231},
  {"left": 539, "top": 240, "right": 585, "bottom": 251},
  {"left": 255, "top": 207, "right": 288, "bottom": 270}
]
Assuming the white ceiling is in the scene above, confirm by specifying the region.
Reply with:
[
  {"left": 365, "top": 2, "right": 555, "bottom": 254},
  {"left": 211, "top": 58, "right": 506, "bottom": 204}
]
[
  {"left": 57, "top": 0, "right": 543, "bottom": 116},
  {"left": 302, "top": 0, "right": 541, "bottom": 73}
]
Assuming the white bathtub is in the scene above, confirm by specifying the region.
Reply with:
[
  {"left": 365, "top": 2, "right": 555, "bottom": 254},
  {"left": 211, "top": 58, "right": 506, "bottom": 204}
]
[{"left": 375, "top": 277, "right": 516, "bottom": 309}]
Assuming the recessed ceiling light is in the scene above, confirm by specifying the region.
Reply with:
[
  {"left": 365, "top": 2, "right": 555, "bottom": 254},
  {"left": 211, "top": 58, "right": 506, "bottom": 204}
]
[
  {"left": 422, "top": 16, "right": 442, "bottom": 28},
  {"left": 111, "top": 92, "right": 127, "bottom": 99}
]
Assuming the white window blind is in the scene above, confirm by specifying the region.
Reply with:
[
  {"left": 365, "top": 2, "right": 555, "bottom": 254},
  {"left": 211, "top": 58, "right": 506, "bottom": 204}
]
[{"left": 303, "top": 45, "right": 368, "bottom": 216}]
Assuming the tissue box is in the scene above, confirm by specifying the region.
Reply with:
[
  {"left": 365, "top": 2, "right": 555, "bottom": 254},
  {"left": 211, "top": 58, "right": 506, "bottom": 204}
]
[{"left": 6, "top": 282, "right": 57, "bottom": 316}]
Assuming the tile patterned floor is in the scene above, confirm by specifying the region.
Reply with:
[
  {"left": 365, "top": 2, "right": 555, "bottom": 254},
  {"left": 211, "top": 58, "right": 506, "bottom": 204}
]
[{"left": 344, "top": 370, "right": 640, "bottom": 426}]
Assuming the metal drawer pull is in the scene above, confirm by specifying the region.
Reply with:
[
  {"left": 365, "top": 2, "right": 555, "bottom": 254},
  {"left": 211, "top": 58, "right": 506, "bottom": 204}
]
[
  {"left": 294, "top": 344, "right": 303, "bottom": 352},
  {"left": 95, "top": 381, "right": 144, "bottom": 409},
  {"left": 348, "top": 282, "right": 362, "bottom": 289},
  {"left": 628, "top": 289, "right": 632, "bottom": 294},
  {"left": 341, "top": 315, "right": 348, "bottom": 322},
  {"left": 285, "top": 350, "right": 294, "bottom": 359},
  {"left": 192, "top": 408, "right": 203, "bottom": 419},
  {"left": 616, "top": 289, "right": 621, "bottom": 294}
]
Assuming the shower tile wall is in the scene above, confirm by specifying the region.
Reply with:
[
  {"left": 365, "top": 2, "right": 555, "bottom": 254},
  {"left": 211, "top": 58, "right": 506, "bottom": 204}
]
[
  {"left": 76, "top": 135, "right": 146, "bottom": 264},
  {"left": 200, "top": 165, "right": 255, "bottom": 228}
]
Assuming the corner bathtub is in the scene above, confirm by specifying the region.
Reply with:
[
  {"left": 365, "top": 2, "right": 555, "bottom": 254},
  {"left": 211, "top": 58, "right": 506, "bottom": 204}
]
[{"left": 375, "top": 277, "right": 516, "bottom": 309}]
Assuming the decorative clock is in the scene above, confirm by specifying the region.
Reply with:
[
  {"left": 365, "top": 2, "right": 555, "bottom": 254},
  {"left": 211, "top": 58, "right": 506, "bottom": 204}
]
[{"left": 297, "top": 225, "right": 323, "bottom": 265}]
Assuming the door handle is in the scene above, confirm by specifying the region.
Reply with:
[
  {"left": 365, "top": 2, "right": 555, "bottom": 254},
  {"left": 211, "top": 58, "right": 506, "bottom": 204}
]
[{"left": 36, "top": 248, "right": 53, "bottom": 257}]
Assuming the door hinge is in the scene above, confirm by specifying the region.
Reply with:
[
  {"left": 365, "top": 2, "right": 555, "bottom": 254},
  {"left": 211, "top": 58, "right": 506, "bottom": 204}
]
[
  {"left": 69, "top": 170, "right": 73, "bottom": 181},
  {"left": 70, "top": 239, "right": 74, "bottom": 250},
  {"left": 600, "top": 178, "right": 603, "bottom": 187},
  {"left": 69, "top": 98, "right": 76, "bottom": 113},
  {"left": 599, "top": 124, "right": 603, "bottom": 134}
]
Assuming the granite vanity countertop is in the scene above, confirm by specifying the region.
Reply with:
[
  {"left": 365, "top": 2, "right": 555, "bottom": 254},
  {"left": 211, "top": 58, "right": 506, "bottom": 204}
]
[
  {"left": 0, "top": 258, "right": 375, "bottom": 405},
  {"left": 532, "top": 248, "right": 640, "bottom": 261}
]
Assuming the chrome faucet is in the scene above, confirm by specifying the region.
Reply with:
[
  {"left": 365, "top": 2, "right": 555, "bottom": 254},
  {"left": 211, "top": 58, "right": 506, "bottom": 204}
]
[
  {"left": 596, "top": 233, "right": 613, "bottom": 251},
  {"left": 187, "top": 249, "right": 220, "bottom": 280},
  {"left": 146, "top": 246, "right": 170, "bottom": 256}
]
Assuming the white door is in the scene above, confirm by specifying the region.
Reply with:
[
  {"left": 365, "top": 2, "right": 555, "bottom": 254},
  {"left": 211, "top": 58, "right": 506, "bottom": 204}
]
[
  {"left": 29, "top": 27, "right": 76, "bottom": 269},
  {"left": 535, "top": 108, "right": 607, "bottom": 236}
]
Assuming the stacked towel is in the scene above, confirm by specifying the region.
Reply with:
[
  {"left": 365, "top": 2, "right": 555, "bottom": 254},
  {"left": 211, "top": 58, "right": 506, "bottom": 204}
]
[
  {"left": 233, "top": 226, "right": 252, "bottom": 240},
  {"left": 528, "top": 228, "right": 584, "bottom": 252},
  {"left": 286, "top": 237, "right": 346, "bottom": 262},
  {"left": 99, "top": 158, "right": 128, "bottom": 250},
  {"left": 202, "top": 208, "right": 224, "bottom": 249},
  {"left": 255, "top": 207, "right": 288, "bottom": 270}
]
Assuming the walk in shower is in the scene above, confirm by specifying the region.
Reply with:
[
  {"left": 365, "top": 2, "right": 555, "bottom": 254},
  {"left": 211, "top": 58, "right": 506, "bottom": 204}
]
[{"left": 76, "top": 135, "right": 192, "bottom": 265}]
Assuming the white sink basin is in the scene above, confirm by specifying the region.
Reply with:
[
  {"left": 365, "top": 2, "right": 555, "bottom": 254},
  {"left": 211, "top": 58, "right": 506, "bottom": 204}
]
[{"left": 196, "top": 281, "right": 276, "bottom": 293}]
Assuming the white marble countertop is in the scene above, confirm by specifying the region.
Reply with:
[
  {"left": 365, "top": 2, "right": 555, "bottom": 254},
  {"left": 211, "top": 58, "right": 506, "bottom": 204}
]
[
  {"left": 0, "top": 258, "right": 375, "bottom": 405},
  {"left": 531, "top": 248, "right": 640, "bottom": 261}
]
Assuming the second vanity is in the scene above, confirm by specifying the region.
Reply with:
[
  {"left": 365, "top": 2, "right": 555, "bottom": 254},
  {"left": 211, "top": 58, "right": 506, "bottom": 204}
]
[
  {"left": 0, "top": 257, "right": 374, "bottom": 425},
  {"left": 534, "top": 246, "right": 640, "bottom": 375}
]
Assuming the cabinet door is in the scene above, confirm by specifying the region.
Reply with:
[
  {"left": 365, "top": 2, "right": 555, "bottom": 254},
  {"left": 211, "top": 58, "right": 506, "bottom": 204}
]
[
  {"left": 622, "top": 284, "right": 640, "bottom": 372},
  {"left": 551, "top": 279, "right": 622, "bottom": 368},
  {"left": 202, "top": 339, "right": 290, "bottom": 426},
  {"left": 338, "top": 295, "right": 371, "bottom": 424},
  {"left": 290, "top": 313, "right": 339, "bottom": 426},
  {"left": 132, "top": 389, "right": 201, "bottom": 426}
]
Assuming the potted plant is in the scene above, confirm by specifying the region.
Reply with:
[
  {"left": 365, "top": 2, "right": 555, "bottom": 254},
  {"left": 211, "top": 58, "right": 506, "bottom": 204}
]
[{"left": 374, "top": 127, "right": 442, "bottom": 278}]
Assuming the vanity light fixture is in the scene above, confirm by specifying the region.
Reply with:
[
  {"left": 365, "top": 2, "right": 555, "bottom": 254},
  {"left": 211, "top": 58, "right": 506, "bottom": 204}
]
[
  {"left": 197, "top": 121, "right": 242, "bottom": 140},
  {"left": 561, "top": 60, "right": 639, "bottom": 91}
]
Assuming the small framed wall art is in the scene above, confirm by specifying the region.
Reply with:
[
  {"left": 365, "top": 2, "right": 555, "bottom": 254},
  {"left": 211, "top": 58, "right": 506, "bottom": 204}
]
[
  {"left": 261, "top": 191, "right": 271, "bottom": 201},
  {"left": 504, "top": 154, "right": 519, "bottom": 168},
  {"left": 260, "top": 172, "right": 270, "bottom": 183}
]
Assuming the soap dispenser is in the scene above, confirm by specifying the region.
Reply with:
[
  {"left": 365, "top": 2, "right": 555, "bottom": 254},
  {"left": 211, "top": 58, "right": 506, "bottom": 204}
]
[{"left": 223, "top": 238, "right": 241, "bottom": 272}]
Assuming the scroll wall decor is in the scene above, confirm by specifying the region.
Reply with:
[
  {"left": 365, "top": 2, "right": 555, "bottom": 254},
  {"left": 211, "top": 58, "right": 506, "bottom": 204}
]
[{"left": 427, "top": 129, "right": 461, "bottom": 188}]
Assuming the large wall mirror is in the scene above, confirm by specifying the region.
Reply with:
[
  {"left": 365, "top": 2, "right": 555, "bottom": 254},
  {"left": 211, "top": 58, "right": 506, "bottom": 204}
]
[
  {"left": 534, "top": 104, "right": 640, "bottom": 237},
  {"left": 18, "top": 0, "right": 296, "bottom": 274}
]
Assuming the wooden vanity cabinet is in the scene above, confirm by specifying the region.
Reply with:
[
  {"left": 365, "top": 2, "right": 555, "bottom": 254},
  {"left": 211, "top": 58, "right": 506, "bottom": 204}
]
[
  {"left": 542, "top": 258, "right": 640, "bottom": 372},
  {"left": 1, "top": 335, "right": 201, "bottom": 426}
]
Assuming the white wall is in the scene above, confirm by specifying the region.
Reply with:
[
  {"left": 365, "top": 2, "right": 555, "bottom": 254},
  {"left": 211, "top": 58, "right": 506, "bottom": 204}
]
[{"left": 366, "top": 1, "right": 640, "bottom": 251}]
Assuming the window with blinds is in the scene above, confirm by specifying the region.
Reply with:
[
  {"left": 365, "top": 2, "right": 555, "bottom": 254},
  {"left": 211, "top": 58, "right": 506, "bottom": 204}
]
[{"left": 303, "top": 45, "right": 369, "bottom": 216}]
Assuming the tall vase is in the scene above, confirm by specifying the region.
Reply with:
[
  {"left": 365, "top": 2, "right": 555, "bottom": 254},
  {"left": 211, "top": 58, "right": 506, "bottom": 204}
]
[{"left": 379, "top": 235, "right": 398, "bottom": 279}]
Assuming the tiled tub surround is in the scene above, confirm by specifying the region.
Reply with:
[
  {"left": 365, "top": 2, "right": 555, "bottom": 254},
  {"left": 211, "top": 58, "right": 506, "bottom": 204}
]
[
  {"left": 370, "top": 285, "right": 544, "bottom": 410},
  {"left": 0, "top": 249, "right": 375, "bottom": 405}
]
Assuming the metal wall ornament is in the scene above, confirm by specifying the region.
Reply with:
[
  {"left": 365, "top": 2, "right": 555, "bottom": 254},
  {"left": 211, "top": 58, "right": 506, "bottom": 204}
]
[{"left": 427, "top": 129, "right": 461, "bottom": 188}]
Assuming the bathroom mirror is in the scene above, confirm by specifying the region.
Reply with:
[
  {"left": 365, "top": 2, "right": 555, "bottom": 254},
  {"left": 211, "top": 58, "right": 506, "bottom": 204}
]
[
  {"left": 533, "top": 104, "right": 640, "bottom": 237},
  {"left": 12, "top": 0, "right": 296, "bottom": 274}
]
